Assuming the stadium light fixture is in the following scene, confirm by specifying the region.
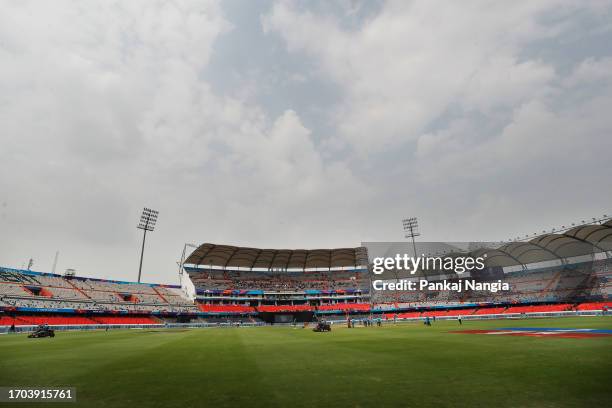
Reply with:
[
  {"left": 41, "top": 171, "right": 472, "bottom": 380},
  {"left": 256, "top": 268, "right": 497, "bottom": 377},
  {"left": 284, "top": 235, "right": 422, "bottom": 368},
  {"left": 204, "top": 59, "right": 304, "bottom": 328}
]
[
  {"left": 137, "top": 207, "right": 159, "bottom": 283},
  {"left": 402, "top": 217, "right": 420, "bottom": 258}
]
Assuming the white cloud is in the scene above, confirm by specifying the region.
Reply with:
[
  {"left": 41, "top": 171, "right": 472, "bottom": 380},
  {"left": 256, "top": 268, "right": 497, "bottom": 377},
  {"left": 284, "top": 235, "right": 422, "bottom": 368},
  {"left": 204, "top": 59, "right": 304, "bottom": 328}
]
[
  {"left": 0, "top": 0, "right": 611, "bottom": 282},
  {"left": 263, "top": 0, "right": 600, "bottom": 154},
  {"left": 264, "top": 0, "right": 612, "bottom": 241},
  {"left": 0, "top": 0, "right": 367, "bottom": 282},
  {"left": 563, "top": 57, "right": 612, "bottom": 87}
]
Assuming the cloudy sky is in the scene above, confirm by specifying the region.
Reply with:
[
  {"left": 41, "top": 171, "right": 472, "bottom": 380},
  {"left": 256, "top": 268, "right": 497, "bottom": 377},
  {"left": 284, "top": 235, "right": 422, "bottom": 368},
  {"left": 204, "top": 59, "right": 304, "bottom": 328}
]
[{"left": 1, "top": 0, "right": 611, "bottom": 284}]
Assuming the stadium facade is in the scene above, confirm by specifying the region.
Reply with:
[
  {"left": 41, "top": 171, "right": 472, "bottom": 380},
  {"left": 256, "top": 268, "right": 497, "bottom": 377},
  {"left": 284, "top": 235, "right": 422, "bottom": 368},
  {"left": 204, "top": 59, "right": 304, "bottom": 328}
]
[
  {"left": 1, "top": 220, "right": 611, "bottom": 331},
  {"left": 181, "top": 244, "right": 371, "bottom": 323}
]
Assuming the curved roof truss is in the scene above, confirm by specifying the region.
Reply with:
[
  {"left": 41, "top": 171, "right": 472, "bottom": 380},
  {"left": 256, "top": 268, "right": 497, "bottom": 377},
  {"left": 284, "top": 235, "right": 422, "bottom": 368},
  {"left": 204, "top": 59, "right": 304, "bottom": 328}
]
[{"left": 185, "top": 243, "right": 369, "bottom": 270}]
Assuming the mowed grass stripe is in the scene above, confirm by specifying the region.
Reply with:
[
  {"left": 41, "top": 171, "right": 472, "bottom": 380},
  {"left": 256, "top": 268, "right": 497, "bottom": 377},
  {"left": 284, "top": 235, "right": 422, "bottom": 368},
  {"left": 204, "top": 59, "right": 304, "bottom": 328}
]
[
  {"left": 236, "top": 318, "right": 612, "bottom": 408},
  {"left": 0, "top": 317, "right": 610, "bottom": 408}
]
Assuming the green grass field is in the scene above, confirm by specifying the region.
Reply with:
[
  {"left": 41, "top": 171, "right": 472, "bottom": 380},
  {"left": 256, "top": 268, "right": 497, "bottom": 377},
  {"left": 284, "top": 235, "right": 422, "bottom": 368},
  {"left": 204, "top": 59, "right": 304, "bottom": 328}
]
[{"left": 1, "top": 317, "right": 611, "bottom": 408}]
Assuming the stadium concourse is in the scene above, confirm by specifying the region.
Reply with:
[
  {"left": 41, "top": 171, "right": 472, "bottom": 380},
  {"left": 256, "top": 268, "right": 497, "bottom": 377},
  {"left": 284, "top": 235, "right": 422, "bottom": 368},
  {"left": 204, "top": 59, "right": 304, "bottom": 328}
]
[{"left": 1, "top": 220, "right": 612, "bottom": 331}]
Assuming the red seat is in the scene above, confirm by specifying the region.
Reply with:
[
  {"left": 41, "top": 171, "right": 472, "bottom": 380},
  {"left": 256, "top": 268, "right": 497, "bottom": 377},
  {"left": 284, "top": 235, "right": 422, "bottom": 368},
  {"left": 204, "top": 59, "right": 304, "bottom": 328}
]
[
  {"left": 392, "top": 312, "right": 421, "bottom": 318},
  {"left": 317, "top": 303, "right": 370, "bottom": 312},
  {"left": 0, "top": 316, "right": 17, "bottom": 326},
  {"left": 92, "top": 316, "right": 158, "bottom": 324},
  {"left": 257, "top": 305, "right": 312, "bottom": 312},
  {"left": 12, "top": 315, "right": 97, "bottom": 325},
  {"left": 576, "top": 302, "right": 612, "bottom": 311},
  {"left": 473, "top": 307, "right": 506, "bottom": 315},
  {"left": 198, "top": 304, "right": 255, "bottom": 313},
  {"left": 446, "top": 309, "right": 475, "bottom": 316},
  {"left": 504, "top": 304, "right": 571, "bottom": 314}
]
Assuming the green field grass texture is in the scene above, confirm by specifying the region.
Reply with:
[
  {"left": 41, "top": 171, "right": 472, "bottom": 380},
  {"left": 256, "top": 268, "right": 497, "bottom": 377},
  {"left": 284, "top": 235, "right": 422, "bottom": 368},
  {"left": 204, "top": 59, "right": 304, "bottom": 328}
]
[{"left": 0, "top": 317, "right": 611, "bottom": 408}]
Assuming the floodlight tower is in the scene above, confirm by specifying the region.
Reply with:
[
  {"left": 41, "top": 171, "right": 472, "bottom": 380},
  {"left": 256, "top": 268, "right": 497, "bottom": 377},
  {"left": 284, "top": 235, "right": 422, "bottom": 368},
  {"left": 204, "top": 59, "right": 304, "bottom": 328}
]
[
  {"left": 137, "top": 208, "right": 159, "bottom": 283},
  {"left": 402, "top": 217, "right": 420, "bottom": 258}
]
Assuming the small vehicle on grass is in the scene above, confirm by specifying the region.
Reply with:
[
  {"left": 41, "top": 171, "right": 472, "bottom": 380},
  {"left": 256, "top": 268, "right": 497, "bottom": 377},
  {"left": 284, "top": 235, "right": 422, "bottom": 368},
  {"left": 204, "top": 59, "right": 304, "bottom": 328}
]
[
  {"left": 313, "top": 321, "right": 331, "bottom": 332},
  {"left": 28, "top": 325, "right": 55, "bottom": 338}
]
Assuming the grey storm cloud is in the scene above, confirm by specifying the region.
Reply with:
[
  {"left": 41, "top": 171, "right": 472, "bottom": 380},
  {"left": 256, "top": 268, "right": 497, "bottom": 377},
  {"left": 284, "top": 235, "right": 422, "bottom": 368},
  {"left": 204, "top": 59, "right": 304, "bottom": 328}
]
[{"left": 1, "top": 0, "right": 611, "bottom": 284}]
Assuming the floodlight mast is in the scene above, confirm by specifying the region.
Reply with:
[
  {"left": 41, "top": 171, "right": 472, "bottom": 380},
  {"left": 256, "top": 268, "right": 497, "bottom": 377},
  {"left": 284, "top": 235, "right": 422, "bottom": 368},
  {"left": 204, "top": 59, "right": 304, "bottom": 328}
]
[
  {"left": 402, "top": 217, "right": 420, "bottom": 258},
  {"left": 137, "top": 208, "right": 158, "bottom": 283}
]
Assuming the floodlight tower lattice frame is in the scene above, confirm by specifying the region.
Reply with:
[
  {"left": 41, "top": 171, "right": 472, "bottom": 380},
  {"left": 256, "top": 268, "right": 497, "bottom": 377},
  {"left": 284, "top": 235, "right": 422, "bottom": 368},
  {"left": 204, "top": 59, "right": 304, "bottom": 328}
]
[
  {"left": 403, "top": 217, "right": 422, "bottom": 279},
  {"left": 137, "top": 208, "right": 158, "bottom": 283},
  {"left": 402, "top": 217, "right": 420, "bottom": 258}
]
